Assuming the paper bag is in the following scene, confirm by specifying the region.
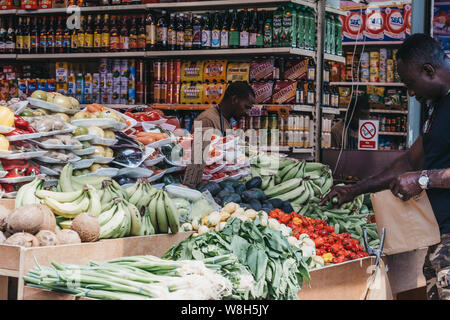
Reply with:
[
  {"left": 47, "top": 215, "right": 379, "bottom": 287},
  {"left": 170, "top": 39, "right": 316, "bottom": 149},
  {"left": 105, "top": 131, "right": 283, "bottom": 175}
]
[
  {"left": 371, "top": 190, "right": 440, "bottom": 255},
  {"left": 361, "top": 260, "right": 393, "bottom": 300}
]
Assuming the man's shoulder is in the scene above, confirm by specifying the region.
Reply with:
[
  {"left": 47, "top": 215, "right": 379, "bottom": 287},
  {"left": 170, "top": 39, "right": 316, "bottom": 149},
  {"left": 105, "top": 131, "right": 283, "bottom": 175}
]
[{"left": 195, "top": 107, "right": 217, "bottom": 121}]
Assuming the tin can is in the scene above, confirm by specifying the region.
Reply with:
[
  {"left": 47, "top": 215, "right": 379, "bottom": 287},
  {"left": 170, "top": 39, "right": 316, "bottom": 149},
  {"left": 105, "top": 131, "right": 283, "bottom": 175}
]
[
  {"left": 112, "top": 59, "right": 121, "bottom": 79},
  {"left": 167, "top": 82, "right": 173, "bottom": 104},
  {"left": 153, "top": 82, "right": 161, "bottom": 103},
  {"left": 136, "top": 60, "right": 145, "bottom": 82},
  {"left": 18, "top": 79, "right": 27, "bottom": 95},
  {"left": 153, "top": 60, "right": 162, "bottom": 81},
  {"left": 106, "top": 73, "right": 113, "bottom": 89},
  {"left": 120, "top": 85, "right": 128, "bottom": 104},
  {"left": 112, "top": 83, "right": 120, "bottom": 104},
  {"left": 160, "top": 82, "right": 167, "bottom": 103},
  {"left": 99, "top": 58, "right": 108, "bottom": 74},
  {"left": 37, "top": 79, "right": 47, "bottom": 92},
  {"left": 161, "top": 60, "right": 168, "bottom": 82},
  {"left": 93, "top": 73, "right": 100, "bottom": 89},
  {"left": 47, "top": 79, "right": 56, "bottom": 92},
  {"left": 100, "top": 73, "right": 106, "bottom": 89},
  {"left": 172, "top": 82, "right": 180, "bottom": 104},
  {"left": 129, "top": 59, "right": 136, "bottom": 82},
  {"left": 168, "top": 60, "right": 175, "bottom": 82},
  {"left": 136, "top": 81, "right": 145, "bottom": 104},
  {"left": 27, "top": 79, "right": 37, "bottom": 94}
]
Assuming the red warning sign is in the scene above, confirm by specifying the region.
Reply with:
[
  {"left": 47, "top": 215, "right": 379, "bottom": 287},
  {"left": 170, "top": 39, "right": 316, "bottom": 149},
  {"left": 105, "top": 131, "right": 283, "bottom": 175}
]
[{"left": 358, "top": 120, "right": 379, "bottom": 150}]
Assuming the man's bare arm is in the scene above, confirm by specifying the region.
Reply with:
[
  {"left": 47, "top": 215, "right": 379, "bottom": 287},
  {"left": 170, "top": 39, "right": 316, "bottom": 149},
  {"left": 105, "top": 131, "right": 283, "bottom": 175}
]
[{"left": 321, "top": 136, "right": 425, "bottom": 206}]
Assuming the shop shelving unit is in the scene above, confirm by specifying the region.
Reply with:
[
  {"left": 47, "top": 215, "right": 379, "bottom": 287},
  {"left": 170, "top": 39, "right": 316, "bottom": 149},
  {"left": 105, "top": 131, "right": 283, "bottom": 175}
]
[{"left": 0, "top": 0, "right": 346, "bottom": 161}]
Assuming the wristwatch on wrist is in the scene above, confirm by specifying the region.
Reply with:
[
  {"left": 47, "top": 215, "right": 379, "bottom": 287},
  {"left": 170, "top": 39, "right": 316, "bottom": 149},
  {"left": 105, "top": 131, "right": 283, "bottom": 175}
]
[{"left": 418, "top": 170, "right": 430, "bottom": 190}]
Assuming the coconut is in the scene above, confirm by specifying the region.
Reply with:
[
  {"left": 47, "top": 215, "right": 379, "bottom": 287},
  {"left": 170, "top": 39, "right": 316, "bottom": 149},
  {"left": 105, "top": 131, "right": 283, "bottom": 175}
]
[
  {"left": 4, "top": 232, "right": 39, "bottom": 247},
  {"left": 71, "top": 213, "right": 100, "bottom": 242},
  {"left": 6, "top": 204, "right": 47, "bottom": 235},
  {"left": 35, "top": 230, "right": 58, "bottom": 246},
  {"left": 0, "top": 204, "right": 11, "bottom": 232},
  {"left": 39, "top": 205, "right": 56, "bottom": 233},
  {"left": 56, "top": 229, "right": 81, "bottom": 245},
  {"left": 0, "top": 231, "right": 6, "bottom": 244}
]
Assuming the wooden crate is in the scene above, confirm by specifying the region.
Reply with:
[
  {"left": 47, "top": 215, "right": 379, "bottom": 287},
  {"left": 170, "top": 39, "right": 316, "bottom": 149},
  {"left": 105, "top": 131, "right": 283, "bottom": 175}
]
[{"left": 0, "top": 232, "right": 193, "bottom": 300}]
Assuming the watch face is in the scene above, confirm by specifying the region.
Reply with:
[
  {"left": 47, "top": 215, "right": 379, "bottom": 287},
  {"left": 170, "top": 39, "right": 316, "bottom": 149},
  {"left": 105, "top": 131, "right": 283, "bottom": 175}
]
[{"left": 419, "top": 176, "right": 428, "bottom": 187}]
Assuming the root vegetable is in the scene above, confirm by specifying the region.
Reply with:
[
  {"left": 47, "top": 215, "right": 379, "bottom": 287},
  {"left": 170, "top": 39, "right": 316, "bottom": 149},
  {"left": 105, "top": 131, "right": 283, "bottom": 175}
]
[
  {"left": 35, "top": 230, "right": 58, "bottom": 246},
  {"left": 70, "top": 213, "right": 100, "bottom": 242},
  {"left": 0, "top": 204, "right": 11, "bottom": 232},
  {"left": 4, "top": 232, "right": 39, "bottom": 247},
  {"left": 56, "top": 229, "right": 81, "bottom": 245},
  {"left": 6, "top": 204, "right": 48, "bottom": 235}
]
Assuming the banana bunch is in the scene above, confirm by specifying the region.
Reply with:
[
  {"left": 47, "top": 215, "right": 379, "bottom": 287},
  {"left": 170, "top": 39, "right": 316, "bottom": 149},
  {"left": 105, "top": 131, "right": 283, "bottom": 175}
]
[
  {"left": 126, "top": 180, "right": 158, "bottom": 213},
  {"left": 57, "top": 163, "right": 112, "bottom": 192},
  {"left": 15, "top": 177, "right": 44, "bottom": 208},
  {"left": 146, "top": 190, "right": 180, "bottom": 234},
  {"left": 99, "top": 198, "right": 138, "bottom": 239},
  {"left": 34, "top": 184, "right": 102, "bottom": 218},
  {"left": 252, "top": 155, "right": 295, "bottom": 177},
  {"left": 100, "top": 180, "right": 130, "bottom": 212}
]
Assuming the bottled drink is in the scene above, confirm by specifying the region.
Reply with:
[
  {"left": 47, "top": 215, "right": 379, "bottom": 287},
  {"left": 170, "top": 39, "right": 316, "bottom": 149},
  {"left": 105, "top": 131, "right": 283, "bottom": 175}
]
[
  {"left": 287, "top": 3, "right": 297, "bottom": 48},
  {"left": 307, "top": 58, "right": 316, "bottom": 81},
  {"left": 63, "top": 17, "right": 71, "bottom": 53},
  {"left": 201, "top": 13, "right": 211, "bottom": 49},
  {"left": 256, "top": 11, "right": 264, "bottom": 48},
  {"left": 239, "top": 8, "right": 249, "bottom": 48},
  {"left": 39, "top": 16, "right": 47, "bottom": 54},
  {"left": 156, "top": 10, "right": 168, "bottom": 50},
  {"left": 77, "top": 15, "right": 85, "bottom": 53},
  {"left": 23, "top": 17, "right": 31, "bottom": 54},
  {"left": 184, "top": 13, "right": 193, "bottom": 50},
  {"left": 297, "top": 6, "right": 305, "bottom": 49},
  {"left": 47, "top": 16, "right": 55, "bottom": 54},
  {"left": 5, "top": 17, "right": 15, "bottom": 54},
  {"left": 109, "top": 15, "right": 120, "bottom": 52},
  {"left": 331, "top": 85, "right": 339, "bottom": 107},
  {"left": 137, "top": 15, "right": 146, "bottom": 51},
  {"left": 249, "top": 8, "right": 258, "bottom": 48},
  {"left": 93, "top": 14, "right": 102, "bottom": 52},
  {"left": 15, "top": 17, "right": 23, "bottom": 54},
  {"left": 306, "top": 81, "right": 315, "bottom": 106},
  {"left": 84, "top": 15, "right": 94, "bottom": 53},
  {"left": 128, "top": 16, "right": 138, "bottom": 51},
  {"left": 167, "top": 13, "right": 176, "bottom": 51},
  {"left": 330, "top": 14, "right": 336, "bottom": 56},
  {"left": 322, "top": 84, "right": 330, "bottom": 107},
  {"left": 229, "top": 8, "right": 239, "bottom": 49},
  {"left": 335, "top": 15, "right": 342, "bottom": 56},
  {"left": 211, "top": 12, "right": 220, "bottom": 49},
  {"left": 30, "top": 17, "right": 39, "bottom": 54},
  {"left": 70, "top": 16, "right": 78, "bottom": 53},
  {"left": 101, "top": 14, "right": 110, "bottom": 52},
  {"left": 263, "top": 17, "right": 272, "bottom": 48},
  {"left": 54, "top": 16, "right": 63, "bottom": 53},
  {"left": 145, "top": 11, "right": 156, "bottom": 51},
  {"left": 220, "top": 10, "right": 229, "bottom": 49},
  {"left": 272, "top": 5, "right": 283, "bottom": 47},
  {"left": 192, "top": 14, "right": 201, "bottom": 49},
  {"left": 176, "top": 13, "right": 185, "bottom": 50},
  {"left": 323, "top": 62, "right": 330, "bottom": 83},
  {"left": 0, "top": 18, "right": 5, "bottom": 54},
  {"left": 309, "top": 9, "right": 316, "bottom": 50},
  {"left": 119, "top": 16, "right": 129, "bottom": 52}
]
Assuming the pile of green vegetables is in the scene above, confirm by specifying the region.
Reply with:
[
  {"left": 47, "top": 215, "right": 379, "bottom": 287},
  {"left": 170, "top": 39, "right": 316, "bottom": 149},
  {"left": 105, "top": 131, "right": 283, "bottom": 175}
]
[{"left": 163, "top": 217, "right": 310, "bottom": 300}]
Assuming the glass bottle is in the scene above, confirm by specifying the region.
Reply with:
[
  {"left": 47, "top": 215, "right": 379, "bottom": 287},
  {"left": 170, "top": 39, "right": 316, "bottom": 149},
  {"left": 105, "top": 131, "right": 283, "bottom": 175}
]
[
  {"left": 201, "top": 12, "right": 211, "bottom": 49},
  {"left": 15, "top": 17, "right": 23, "bottom": 54},
  {"left": 239, "top": 8, "right": 249, "bottom": 48},
  {"left": 6, "top": 17, "right": 15, "bottom": 54},
  {"left": 109, "top": 15, "right": 120, "bottom": 52},
  {"left": 84, "top": 15, "right": 94, "bottom": 53},
  {"left": 211, "top": 12, "right": 220, "bottom": 49},
  {"left": 93, "top": 14, "right": 102, "bottom": 52},
  {"left": 0, "top": 18, "right": 5, "bottom": 54},
  {"left": 263, "top": 17, "right": 272, "bottom": 48},
  {"left": 137, "top": 14, "right": 146, "bottom": 51},
  {"left": 184, "top": 13, "right": 193, "bottom": 50},
  {"left": 30, "top": 17, "right": 39, "bottom": 54},
  {"left": 23, "top": 17, "right": 31, "bottom": 54},
  {"left": 77, "top": 15, "right": 85, "bottom": 53},
  {"left": 128, "top": 15, "right": 138, "bottom": 51},
  {"left": 229, "top": 8, "right": 239, "bottom": 49},
  {"left": 156, "top": 10, "right": 168, "bottom": 50},
  {"left": 101, "top": 14, "right": 110, "bottom": 53},
  {"left": 249, "top": 8, "right": 258, "bottom": 48},
  {"left": 39, "top": 16, "right": 47, "bottom": 54},
  {"left": 220, "top": 10, "right": 229, "bottom": 49},
  {"left": 63, "top": 16, "right": 71, "bottom": 53},
  {"left": 167, "top": 13, "right": 176, "bottom": 51},
  {"left": 176, "top": 13, "right": 185, "bottom": 51},
  {"left": 256, "top": 11, "right": 264, "bottom": 48},
  {"left": 47, "top": 16, "right": 55, "bottom": 54},
  {"left": 119, "top": 16, "right": 129, "bottom": 52},
  {"left": 145, "top": 11, "right": 156, "bottom": 51},
  {"left": 192, "top": 14, "right": 201, "bottom": 49}
]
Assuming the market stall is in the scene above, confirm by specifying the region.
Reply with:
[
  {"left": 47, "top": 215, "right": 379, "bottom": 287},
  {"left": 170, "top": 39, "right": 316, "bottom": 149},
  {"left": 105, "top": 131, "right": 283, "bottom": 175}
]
[{"left": 0, "top": 0, "right": 433, "bottom": 301}]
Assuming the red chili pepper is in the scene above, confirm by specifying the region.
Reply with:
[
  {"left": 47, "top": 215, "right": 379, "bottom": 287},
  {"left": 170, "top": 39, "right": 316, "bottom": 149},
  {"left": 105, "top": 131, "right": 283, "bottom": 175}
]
[
  {"left": 5, "top": 167, "right": 27, "bottom": 178},
  {"left": 26, "top": 166, "right": 40, "bottom": 176}
]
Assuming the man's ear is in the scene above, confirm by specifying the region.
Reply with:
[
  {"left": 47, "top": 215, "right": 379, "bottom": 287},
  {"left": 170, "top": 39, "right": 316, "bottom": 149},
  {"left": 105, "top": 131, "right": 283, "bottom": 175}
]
[
  {"left": 423, "top": 63, "right": 436, "bottom": 78},
  {"left": 231, "top": 95, "right": 239, "bottom": 106}
]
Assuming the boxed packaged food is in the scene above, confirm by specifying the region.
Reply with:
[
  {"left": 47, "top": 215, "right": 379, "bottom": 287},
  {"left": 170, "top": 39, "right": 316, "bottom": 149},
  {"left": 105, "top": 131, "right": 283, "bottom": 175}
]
[
  {"left": 180, "top": 83, "right": 203, "bottom": 104},
  {"left": 283, "top": 58, "right": 309, "bottom": 81},
  {"left": 272, "top": 80, "right": 297, "bottom": 104},
  {"left": 249, "top": 57, "right": 274, "bottom": 81},
  {"left": 202, "top": 82, "right": 226, "bottom": 104},
  {"left": 251, "top": 81, "right": 274, "bottom": 104},
  {"left": 21, "top": 0, "right": 38, "bottom": 9},
  {"left": 55, "top": 62, "right": 68, "bottom": 83},
  {"left": 181, "top": 61, "right": 205, "bottom": 83},
  {"left": 39, "top": 0, "right": 52, "bottom": 9},
  {"left": 226, "top": 62, "right": 250, "bottom": 83},
  {"left": 203, "top": 60, "right": 227, "bottom": 83}
]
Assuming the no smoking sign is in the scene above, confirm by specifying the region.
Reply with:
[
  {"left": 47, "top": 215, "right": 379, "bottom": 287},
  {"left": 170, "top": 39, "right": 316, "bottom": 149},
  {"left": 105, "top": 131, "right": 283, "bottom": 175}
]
[{"left": 358, "top": 120, "right": 379, "bottom": 150}]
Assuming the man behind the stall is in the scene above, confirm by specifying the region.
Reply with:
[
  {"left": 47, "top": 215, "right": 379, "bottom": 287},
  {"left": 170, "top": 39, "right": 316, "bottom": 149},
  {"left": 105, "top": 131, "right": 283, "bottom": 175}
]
[
  {"left": 321, "top": 33, "right": 450, "bottom": 300},
  {"left": 182, "top": 82, "right": 255, "bottom": 188}
]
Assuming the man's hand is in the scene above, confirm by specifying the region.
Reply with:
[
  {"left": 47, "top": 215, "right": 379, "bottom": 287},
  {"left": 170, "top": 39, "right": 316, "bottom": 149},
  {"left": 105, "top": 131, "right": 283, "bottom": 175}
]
[
  {"left": 319, "top": 184, "right": 361, "bottom": 207},
  {"left": 389, "top": 171, "right": 422, "bottom": 201}
]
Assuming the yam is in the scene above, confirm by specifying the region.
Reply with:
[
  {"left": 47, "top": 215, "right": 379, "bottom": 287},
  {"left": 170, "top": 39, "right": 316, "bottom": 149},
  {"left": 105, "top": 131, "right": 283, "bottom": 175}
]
[
  {"left": 4, "top": 232, "right": 39, "bottom": 247},
  {"left": 6, "top": 204, "right": 48, "bottom": 235},
  {"left": 56, "top": 229, "right": 81, "bottom": 245},
  {"left": 70, "top": 213, "right": 100, "bottom": 242},
  {"left": 35, "top": 230, "right": 58, "bottom": 246},
  {"left": 0, "top": 205, "right": 12, "bottom": 232}
]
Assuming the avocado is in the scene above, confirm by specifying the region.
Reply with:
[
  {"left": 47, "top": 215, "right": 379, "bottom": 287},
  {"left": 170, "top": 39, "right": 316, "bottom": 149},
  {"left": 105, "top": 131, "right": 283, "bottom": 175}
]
[
  {"left": 235, "top": 184, "right": 246, "bottom": 195},
  {"left": 268, "top": 198, "right": 284, "bottom": 209},
  {"left": 240, "top": 203, "right": 251, "bottom": 209},
  {"left": 199, "top": 182, "right": 222, "bottom": 196},
  {"left": 246, "top": 177, "right": 263, "bottom": 190},
  {"left": 223, "top": 186, "right": 235, "bottom": 194},
  {"left": 217, "top": 189, "right": 232, "bottom": 200},
  {"left": 223, "top": 193, "right": 242, "bottom": 205},
  {"left": 214, "top": 197, "right": 223, "bottom": 206},
  {"left": 262, "top": 201, "right": 274, "bottom": 210},
  {"left": 281, "top": 201, "right": 294, "bottom": 213},
  {"left": 249, "top": 199, "right": 262, "bottom": 211},
  {"left": 261, "top": 207, "right": 272, "bottom": 214},
  {"left": 249, "top": 188, "right": 267, "bottom": 201}
]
